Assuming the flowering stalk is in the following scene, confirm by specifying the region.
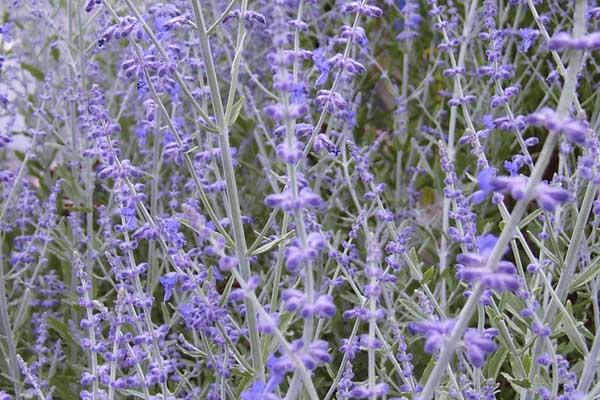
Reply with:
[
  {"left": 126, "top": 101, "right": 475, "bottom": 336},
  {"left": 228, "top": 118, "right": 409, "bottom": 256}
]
[
  {"left": 229, "top": 268, "right": 319, "bottom": 399},
  {"left": 366, "top": 233, "right": 377, "bottom": 400},
  {"left": 73, "top": 252, "right": 100, "bottom": 400},
  {"left": 113, "top": 0, "right": 234, "bottom": 243},
  {"left": 420, "top": 1, "right": 587, "bottom": 397},
  {"left": 0, "top": 257, "right": 20, "bottom": 397},
  {"left": 0, "top": 109, "right": 45, "bottom": 399},
  {"left": 189, "top": 0, "right": 265, "bottom": 381}
]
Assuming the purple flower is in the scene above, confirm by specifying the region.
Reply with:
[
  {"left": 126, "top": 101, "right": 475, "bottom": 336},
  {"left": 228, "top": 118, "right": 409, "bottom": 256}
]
[
  {"left": 538, "top": 387, "right": 552, "bottom": 400},
  {"left": 349, "top": 383, "right": 389, "bottom": 399},
  {"left": 0, "top": 24, "right": 12, "bottom": 42},
  {"left": 409, "top": 319, "right": 456, "bottom": 353},
  {"left": 265, "top": 188, "right": 323, "bottom": 211},
  {"left": 315, "top": 90, "right": 347, "bottom": 113},
  {"left": 313, "top": 48, "right": 331, "bottom": 86},
  {"left": 537, "top": 353, "right": 552, "bottom": 366},
  {"left": 257, "top": 312, "right": 280, "bottom": 335},
  {"left": 276, "top": 140, "right": 304, "bottom": 164},
  {"left": 282, "top": 289, "right": 336, "bottom": 319},
  {"left": 463, "top": 328, "right": 498, "bottom": 367},
  {"left": 474, "top": 168, "right": 571, "bottom": 211},
  {"left": 240, "top": 379, "right": 280, "bottom": 400},
  {"left": 279, "top": 339, "right": 333, "bottom": 371},
  {"left": 456, "top": 234, "right": 520, "bottom": 292},
  {"left": 313, "top": 294, "right": 337, "bottom": 318},
  {"left": 527, "top": 107, "right": 587, "bottom": 144},
  {"left": 0, "top": 391, "right": 12, "bottom": 400},
  {"left": 159, "top": 272, "right": 178, "bottom": 302},
  {"left": 517, "top": 28, "right": 539, "bottom": 52},
  {"left": 315, "top": 134, "right": 339, "bottom": 156},
  {"left": 532, "top": 321, "right": 552, "bottom": 337}
]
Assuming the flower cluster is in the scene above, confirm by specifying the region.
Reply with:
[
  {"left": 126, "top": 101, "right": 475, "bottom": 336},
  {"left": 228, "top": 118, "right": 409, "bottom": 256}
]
[
  {"left": 474, "top": 167, "right": 571, "bottom": 211},
  {"left": 527, "top": 107, "right": 588, "bottom": 144}
]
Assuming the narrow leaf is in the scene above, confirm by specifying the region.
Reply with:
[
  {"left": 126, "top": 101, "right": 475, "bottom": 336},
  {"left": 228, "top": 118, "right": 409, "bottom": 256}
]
[
  {"left": 21, "top": 62, "right": 45, "bottom": 81},
  {"left": 227, "top": 95, "right": 245, "bottom": 127}
]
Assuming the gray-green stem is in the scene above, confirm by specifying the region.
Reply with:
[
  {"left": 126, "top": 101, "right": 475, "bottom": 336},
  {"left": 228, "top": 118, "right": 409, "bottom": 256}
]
[{"left": 189, "top": 0, "right": 265, "bottom": 381}]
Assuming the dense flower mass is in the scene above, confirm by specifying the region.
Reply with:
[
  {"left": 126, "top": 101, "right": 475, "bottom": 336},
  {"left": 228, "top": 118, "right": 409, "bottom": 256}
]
[{"left": 0, "top": 0, "right": 599, "bottom": 399}]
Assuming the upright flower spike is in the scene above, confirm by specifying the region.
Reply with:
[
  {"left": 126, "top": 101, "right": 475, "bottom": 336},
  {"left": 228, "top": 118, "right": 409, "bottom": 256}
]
[{"left": 396, "top": 0, "right": 422, "bottom": 41}]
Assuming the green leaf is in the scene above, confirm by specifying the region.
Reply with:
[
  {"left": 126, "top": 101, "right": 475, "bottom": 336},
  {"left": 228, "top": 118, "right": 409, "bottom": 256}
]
[
  {"left": 570, "top": 255, "right": 600, "bottom": 290},
  {"left": 398, "top": 296, "right": 428, "bottom": 320},
  {"left": 518, "top": 208, "right": 543, "bottom": 229},
  {"left": 523, "top": 353, "right": 532, "bottom": 374},
  {"left": 50, "top": 46, "right": 60, "bottom": 61},
  {"left": 218, "top": 274, "right": 236, "bottom": 307},
  {"left": 227, "top": 95, "right": 245, "bottom": 127},
  {"left": 20, "top": 62, "right": 45, "bottom": 81},
  {"left": 418, "top": 353, "right": 438, "bottom": 383},
  {"left": 485, "top": 346, "right": 508, "bottom": 379},
  {"left": 543, "top": 281, "right": 588, "bottom": 355},
  {"left": 563, "top": 300, "right": 592, "bottom": 345},
  {"left": 500, "top": 372, "right": 531, "bottom": 389},
  {"left": 0, "top": 343, "right": 11, "bottom": 379},
  {"left": 55, "top": 164, "right": 82, "bottom": 203},
  {"left": 408, "top": 247, "right": 421, "bottom": 271},
  {"left": 48, "top": 317, "right": 77, "bottom": 348},
  {"left": 527, "top": 230, "right": 561, "bottom": 266},
  {"left": 14, "top": 150, "right": 25, "bottom": 161},
  {"left": 249, "top": 230, "right": 295, "bottom": 256},
  {"left": 70, "top": 206, "right": 94, "bottom": 213},
  {"left": 49, "top": 373, "right": 80, "bottom": 400},
  {"left": 420, "top": 265, "right": 436, "bottom": 285},
  {"left": 420, "top": 187, "right": 435, "bottom": 206},
  {"left": 235, "top": 370, "right": 254, "bottom": 397},
  {"left": 177, "top": 344, "right": 206, "bottom": 358}
]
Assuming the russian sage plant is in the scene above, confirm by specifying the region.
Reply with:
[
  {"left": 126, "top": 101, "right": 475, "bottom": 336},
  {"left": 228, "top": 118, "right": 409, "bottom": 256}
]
[{"left": 1, "top": 0, "right": 600, "bottom": 399}]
